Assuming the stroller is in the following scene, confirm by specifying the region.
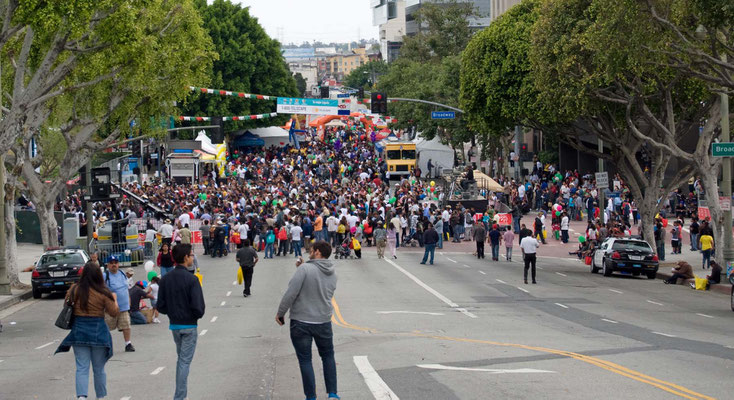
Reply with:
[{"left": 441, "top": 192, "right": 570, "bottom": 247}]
[
  {"left": 336, "top": 237, "right": 353, "bottom": 259},
  {"left": 402, "top": 230, "right": 422, "bottom": 247}
]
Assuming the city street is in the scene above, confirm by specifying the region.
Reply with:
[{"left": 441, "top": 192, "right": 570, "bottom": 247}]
[{"left": 1, "top": 244, "right": 732, "bottom": 399}]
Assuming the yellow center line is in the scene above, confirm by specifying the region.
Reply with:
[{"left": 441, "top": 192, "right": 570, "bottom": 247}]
[{"left": 330, "top": 297, "right": 715, "bottom": 400}]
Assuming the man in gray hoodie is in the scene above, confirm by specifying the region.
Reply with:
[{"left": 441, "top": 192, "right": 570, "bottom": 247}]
[{"left": 275, "top": 240, "right": 339, "bottom": 400}]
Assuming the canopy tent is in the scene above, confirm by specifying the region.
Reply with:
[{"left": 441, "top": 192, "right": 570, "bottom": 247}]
[
  {"left": 247, "top": 127, "right": 290, "bottom": 147},
  {"left": 231, "top": 131, "right": 265, "bottom": 147},
  {"left": 325, "top": 119, "right": 346, "bottom": 128},
  {"left": 413, "top": 136, "right": 454, "bottom": 176},
  {"left": 471, "top": 171, "right": 504, "bottom": 192}
]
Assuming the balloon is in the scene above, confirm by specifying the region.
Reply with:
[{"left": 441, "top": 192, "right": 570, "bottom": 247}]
[
  {"left": 147, "top": 271, "right": 158, "bottom": 281},
  {"left": 261, "top": 201, "right": 267, "bottom": 206},
  {"left": 555, "top": 211, "right": 561, "bottom": 216},
  {"left": 430, "top": 187, "right": 435, "bottom": 192},
  {"left": 430, "top": 181, "right": 435, "bottom": 187},
  {"left": 556, "top": 205, "right": 562, "bottom": 211},
  {"left": 144, "top": 260, "right": 154, "bottom": 273},
  {"left": 359, "top": 224, "right": 364, "bottom": 230},
  {"left": 389, "top": 197, "right": 396, "bottom": 204},
  {"left": 93, "top": 232, "right": 98, "bottom": 239},
  {"left": 579, "top": 236, "right": 586, "bottom": 243},
  {"left": 433, "top": 197, "right": 439, "bottom": 200},
  {"left": 272, "top": 199, "right": 278, "bottom": 206},
  {"left": 124, "top": 249, "right": 131, "bottom": 256}
]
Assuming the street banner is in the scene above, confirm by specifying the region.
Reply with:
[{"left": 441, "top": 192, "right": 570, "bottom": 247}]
[
  {"left": 277, "top": 97, "right": 340, "bottom": 116},
  {"left": 497, "top": 213, "right": 512, "bottom": 226},
  {"left": 698, "top": 206, "right": 710, "bottom": 220}
]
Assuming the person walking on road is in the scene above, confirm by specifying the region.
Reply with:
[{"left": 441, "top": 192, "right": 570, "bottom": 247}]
[
  {"left": 560, "top": 212, "right": 569, "bottom": 243},
  {"left": 520, "top": 234, "right": 540, "bottom": 284},
  {"left": 387, "top": 224, "right": 398, "bottom": 259},
  {"left": 56, "top": 262, "right": 119, "bottom": 400},
  {"left": 533, "top": 213, "right": 546, "bottom": 244},
  {"left": 157, "top": 243, "right": 206, "bottom": 400},
  {"left": 420, "top": 222, "right": 439, "bottom": 265},
  {"left": 104, "top": 257, "right": 135, "bottom": 352},
  {"left": 236, "top": 239, "right": 259, "bottom": 297},
  {"left": 473, "top": 221, "right": 487, "bottom": 259},
  {"left": 503, "top": 228, "right": 515, "bottom": 261},
  {"left": 373, "top": 222, "right": 387, "bottom": 259},
  {"left": 434, "top": 214, "right": 444, "bottom": 249},
  {"left": 488, "top": 224, "right": 501, "bottom": 261},
  {"left": 157, "top": 242, "right": 175, "bottom": 278},
  {"left": 276, "top": 241, "right": 340, "bottom": 400}
]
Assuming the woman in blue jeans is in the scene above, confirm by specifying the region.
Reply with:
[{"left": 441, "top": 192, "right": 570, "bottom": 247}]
[{"left": 56, "top": 262, "right": 119, "bottom": 400}]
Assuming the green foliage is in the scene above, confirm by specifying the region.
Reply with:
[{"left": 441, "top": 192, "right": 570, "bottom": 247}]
[
  {"left": 460, "top": 0, "right": 541, "bottom": 138},
  {"left": 378, "top": 0, "right": 477, "bottom": 145},
  {"left": 181, "top": 0, "right": 297, "bottom": 132},
  {"left": 293, "top": 73, "right": 307, "bottom": 97},
  {"left": 344, "top": 60, "right": 388, "bottom": 90},
  {"left": 537, "top": 150, "right": 558, "bottom": 165}
]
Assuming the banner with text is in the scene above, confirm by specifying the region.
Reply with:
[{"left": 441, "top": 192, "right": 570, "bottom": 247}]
[{"left": 277, "top": 97, "right": 340, "bottom": 116}]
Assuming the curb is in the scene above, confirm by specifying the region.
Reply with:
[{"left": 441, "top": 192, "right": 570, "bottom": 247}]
[
  {"left": 655, "top": 268, "right": 731, "bottom": 296},
  {"left": 0, "top": 289, "right": 34, "bottom": 313}
]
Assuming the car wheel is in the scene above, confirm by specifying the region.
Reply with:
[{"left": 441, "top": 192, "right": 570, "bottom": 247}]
[
  {"left": 590, "top": 258, "right": 600, "bottom": 274},
  {"left": 602, "top": 259, "right": 613, "bottom": 277},
  {"left": 647, "top": 271, "right": 657, "bottom": 280},
  {"left": 32, "top": 284, "right": 42, "bottom": 299}
]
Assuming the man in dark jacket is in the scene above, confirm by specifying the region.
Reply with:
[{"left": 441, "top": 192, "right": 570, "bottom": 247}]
[
  {"left": 533, "top": 213, "right": 546, "bottom": 244},
  {"left": 473, "top": 221, "right": 486, "bottom": 259},
  {"left": 157, "top": 244, "right": 205, "bottom": 400},
  {"left": 519, "top": 224, "right": 533, "bottom": 246},
  {"left": 420, "top": 222, "right": 439, "bottom": 265}
]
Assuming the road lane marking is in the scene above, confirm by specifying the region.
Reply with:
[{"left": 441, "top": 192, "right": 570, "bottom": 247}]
[
  {"left": 463, "top": 264, "right": 472, "bottom": 268},
  {"left": 647, "top": 300, "right": 664, "bottom": 306},
  {"left": 696, "top": 313, "right": 714, "bottom": 319},
  {"left": 120, "top": 397, "right": 131, "bottom": 400},
  {"left": 377, "top": 311, "right": 444, "bottom": 316},
  {"left": 478, "top": 271, "right": 486, "bottom": 275},
  {"left": 555, "top": 303, "right": 569, "bottom": 309},
  {"left": 232, "top": 280, "right": 237, "bottom": 285},
  {"left": 220, "top": 301, "right": 226, "bottom": 306},
  {"left": 446, "top": 257, "right": 457, "bottom": 263},
  {"left": 199, "top": 329, "right": 208, "bottom": 336},
  {"left": 0, "top": 360, "right": 4, "bottom": 363},
  {"left": 353, "top": 356, "right": 400, "bottom": 400},
  {"left": 652, "top": 332, "right": 676, "bottom": 338},
  {"left": 150, "top": 367, "right": 165, "bottom": 375},
  {"left": 496, "top": 279, "right": 507, "bottom": 284},
  {"left": 516, "top": 287, "right": 529, "bottom": 293},
  {"left": 35, "top": 341, "right": 55, "bottom": 350},
  {"left": 226, "top": 291, "right": 231, "bottom": 297},
  {"left": 538, "top": 267, "right": 544, "bottom": 270},
  {"left": 439, "top": 252, "right": 445, "bottom": 255},
  {"left": 555, "top": 272, "right": 567, "bottom": 277},
  {"left": 385, "top": 259, "right": 477, "bottom": 318},
  {"left": 609, "top": 289, "right": 624, "bottom": 294},
  {"left": 332, "top": 298, "right": 715, "bottom": 400},
  {"left": 601, "top": 319, "right": 618, "bottom": 324},
  {"left": 417, "top": 364, "right": 555, "bottom": 374},
  {"left": 210, "top": 316, "right": 218, "bottom": 323}
]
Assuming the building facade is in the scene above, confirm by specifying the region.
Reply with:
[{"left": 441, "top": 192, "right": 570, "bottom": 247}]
[
  {"left": 372, "top": 0, "right": 406, "bottom": 63},
  {"left": 490, "top": 0, "right": 521, "bottom": 22}
]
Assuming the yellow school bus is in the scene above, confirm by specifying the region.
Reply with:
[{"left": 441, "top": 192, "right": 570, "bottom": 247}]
[{"left": 382, "top": 139, "right": 416, "bottom": 176}]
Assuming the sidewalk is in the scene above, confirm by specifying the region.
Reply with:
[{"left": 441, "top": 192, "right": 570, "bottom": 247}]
[{"left": 0, "top": 243, "right": 44, "bottom": 312}]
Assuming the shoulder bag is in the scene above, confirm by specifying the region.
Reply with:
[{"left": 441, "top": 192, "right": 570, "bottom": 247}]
[{"left": 55, "top": 286, "right": 76, "bottom": 330}]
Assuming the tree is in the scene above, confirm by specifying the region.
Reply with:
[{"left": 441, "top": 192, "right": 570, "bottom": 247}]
[
  {"left": 294, "top": 72, "right": 307, "bottom": 97},
  {"left": 343, "top": 60, "right": 387, "bottom": 90},
  {"left": 182, "top": 0, "right": 298, "bottom": 132},
  {"left": 0, "top": 0, "right": 215, "bottom": 262},
  {"left": 378, "top": 0, "right": 477, "bottom": 148}
]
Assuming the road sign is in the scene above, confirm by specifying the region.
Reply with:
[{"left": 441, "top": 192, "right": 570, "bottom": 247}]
[
  {"left": 595, "top": 172, "right": 609, "bottom": 189},
  {"left": 712, "top": 142, "right": 734, "bottom": 157},
  {"left": 277, "top": 97, "right": 340, "bottom": 116},
  {"left": 720, "top": 196, "right": 731, "bottom": 211},
  {"left": 336, "top": 93, "right": 350, "bottom": 98},
  {"left": 431, "top": 111, "right": 455, "bottom": 119}
]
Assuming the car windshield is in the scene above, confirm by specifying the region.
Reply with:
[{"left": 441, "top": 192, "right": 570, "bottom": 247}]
[
  {"left": 38, "top": 253, "right": 85, "bottom": 267},
  {"left": 612, "top": 240, "right": 652, "bottom": 252}
]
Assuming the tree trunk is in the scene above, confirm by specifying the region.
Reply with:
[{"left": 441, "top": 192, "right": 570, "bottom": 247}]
[
  {"left": 36, "top": 202, "right": 59, "bottom": 249},
  {"left": 699, "top": 172, "right": 724, "bottom": 266},
  {"left": 5, "top": 197, "right": 25, "bottom": 288}
]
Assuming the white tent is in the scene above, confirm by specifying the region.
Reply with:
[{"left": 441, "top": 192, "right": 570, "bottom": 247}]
[
  {"left": 414, "top": 136, "right": 454, "bottom": 177},
  {"left": 195, "top": 130, "right": 219, "bottom": 154},
  {"left": 247, "top": 127, "right": 290, "bottom": 148}
]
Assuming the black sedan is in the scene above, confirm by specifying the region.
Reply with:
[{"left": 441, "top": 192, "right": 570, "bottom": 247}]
[
  {"left": 591, "top": 238, "right": 659, "bottom": 279},
  {"left": 31, "top": 249, "right": 90, "bottom": 299}
]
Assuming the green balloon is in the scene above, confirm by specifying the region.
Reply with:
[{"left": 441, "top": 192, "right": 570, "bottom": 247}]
[
  {"left": 147, "top": 271, "right": 158, "bottom": 282},
  {"left": 389, "top": 197, "right": 396, "bottom": 203},
  {"left": 555, "top": 211, "right": 561, "bottom": 216},
  {"left": 272, "top": 199, "right": 277, "bottom": 206},
  {"left": 261, "top": 201, "right": 266, "bottom": 206},
  {"left": 579, "top": 236, "right": 586, "bottom": 243}
]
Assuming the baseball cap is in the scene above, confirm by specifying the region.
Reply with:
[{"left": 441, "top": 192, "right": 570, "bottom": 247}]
[
  {"left": 125, "top": 268, "right": 134, "bottom": 276},
  {"left": 109, "top": 256, "right": 119, "bottom": 262}
]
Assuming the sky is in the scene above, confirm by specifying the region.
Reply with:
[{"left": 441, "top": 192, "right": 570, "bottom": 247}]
[{"left": 234, "top": 0, "right": 379, "bottom": 45}]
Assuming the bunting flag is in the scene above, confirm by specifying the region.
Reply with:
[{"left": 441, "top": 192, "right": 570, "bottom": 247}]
[
  {"left": 177, "top": 112, "right": 279, "bottom": 122},
  {"left": 189, "top": 86, "right": 277, "bottom": 100}
]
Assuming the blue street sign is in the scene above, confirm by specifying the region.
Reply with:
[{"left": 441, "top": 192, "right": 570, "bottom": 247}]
[
  {"left": 338, "top": 110, "right": 351, "bottom": 116},
  {"left": 336, "top": 93, "right": 350, "bottom": 98},
  {"left": 431, "top": 111, "right": 455, "bottom": 119}
]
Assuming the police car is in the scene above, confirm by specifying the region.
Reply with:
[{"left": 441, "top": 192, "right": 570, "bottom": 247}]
[{"left": 31, "top": 248, "right": 90, "bottom": 299}]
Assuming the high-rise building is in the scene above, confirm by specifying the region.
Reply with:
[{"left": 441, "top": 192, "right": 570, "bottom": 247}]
[
  {"left": 405, "top": 0, "right": 491, "bottom": 36},
  {"left": 371, "top": 0, "right": 406, "bottom": 63},
  {"left": 490, "top": 0, "right": 521, "bottom": 22}
]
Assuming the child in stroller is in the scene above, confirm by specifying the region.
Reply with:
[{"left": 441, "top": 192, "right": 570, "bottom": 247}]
[
  {"left": 402, "top": 230, "right": 422, "bottom": 247},
  {"left": 336, "top": 236, "right": 353, "bottom": 259}
]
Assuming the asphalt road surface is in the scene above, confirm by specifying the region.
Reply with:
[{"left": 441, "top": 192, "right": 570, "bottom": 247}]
[{"left": 1, "top": 246, "right": 732, "bottom": 399}]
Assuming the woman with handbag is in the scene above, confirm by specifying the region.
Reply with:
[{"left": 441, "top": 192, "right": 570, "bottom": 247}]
[
  {"left": 157, "top": 242, "right": 174, "bottom": 277},
  {"left": 55, "top": 262, "right": 119, "bottom": 400}
]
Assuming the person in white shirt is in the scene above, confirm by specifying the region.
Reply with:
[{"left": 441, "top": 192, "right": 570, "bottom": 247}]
[
  {"left": 290, "top": 223, "right": 303, "bottom": 257},
  {"left": 560, "top": 212, "right": 570, "bottom": 243},
  {"left": 520, "top": 235, "right": 540, "bottom": 284},
  {"left": 326, "top": 214, "right": 339, "bottom": 246},
  {"left": 158, "top": 219, "right": 174, "bottom": 246},
  {"left": 178, "top": 210, "right": 191, "bottom": 228}
]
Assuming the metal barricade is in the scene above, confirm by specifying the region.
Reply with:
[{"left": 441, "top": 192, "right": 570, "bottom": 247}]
[
  {"left": 129, "top": 218, "right": 206, "bottom": 253},
  {"left": 90, "top": 240, "right": 146, "bottom": 267}
]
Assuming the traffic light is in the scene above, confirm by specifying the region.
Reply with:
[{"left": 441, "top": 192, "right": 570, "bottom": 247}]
[
  {"left": 371, "top": 92, "right": 387, "bottom": 114},
  {"left": 90, "top": 167, "right": 111, "bottom": 198},
  {"left": 520, "top": 143, "right": 528, "bottom": 160},
  {"left": 320, "top": 86, "right": 329, "bottom": 99},
  {"left": 131, "top": 140, "right": 141, "bottom": 158},
  {"left": 357, "top": 88, "right": 364, "bottom": 100},
  {"left": 211, "top": 116, "right": 223, "bottom": 144}
]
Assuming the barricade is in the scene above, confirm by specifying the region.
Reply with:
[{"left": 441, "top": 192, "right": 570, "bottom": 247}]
[
  {"left": 129, "top": 218, "right": 209, "bottom": 254},
  {"left": 90, "top": 240, "right": 146, "bottom": 267}
]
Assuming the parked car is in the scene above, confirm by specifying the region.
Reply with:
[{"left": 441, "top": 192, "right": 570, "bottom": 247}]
[
  {"left": 31, "top": 248, "right": 90, "bottom": 299},
  {"left": 591, "top": 237, "right": 658, "bottom": 279}
]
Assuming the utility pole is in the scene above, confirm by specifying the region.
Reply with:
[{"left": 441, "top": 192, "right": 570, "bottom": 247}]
[
  {"left": 0, "top": 61, "right": 9, "bottom": 295},
  {"left": 514, "top": 126, "right": 522, "bottom": 181},
  {"left": 598, "top": 138, "right": 606, "bottom": 221},
  {"left": 719, "top": 52, "right": 733, "bottom": 277}
]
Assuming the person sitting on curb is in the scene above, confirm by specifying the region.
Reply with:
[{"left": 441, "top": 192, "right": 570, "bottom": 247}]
[
  {"left": 664, "top": 261, "right": 695, "bottom": 284},
  {"left": 689, "top": 261, "right": 723, "bottom": 290}
]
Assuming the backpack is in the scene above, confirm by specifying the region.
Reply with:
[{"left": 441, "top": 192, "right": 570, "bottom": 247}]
[
  {"left": 266, "top": 231, "right": 276, "bottom": 244},
  {"left": 278, "top": 228, "right": 288, "bottom": 241}
]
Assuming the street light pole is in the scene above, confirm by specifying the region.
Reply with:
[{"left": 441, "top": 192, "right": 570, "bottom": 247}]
[
  {"left": 0, "top": 62, "right": 9, "bottom": 295},
  {"left": 719, "top": 53, "right": 733, "bottom": 274}
]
